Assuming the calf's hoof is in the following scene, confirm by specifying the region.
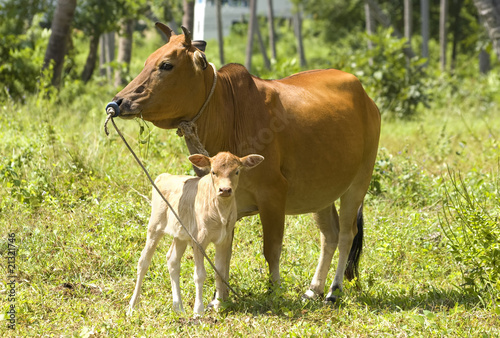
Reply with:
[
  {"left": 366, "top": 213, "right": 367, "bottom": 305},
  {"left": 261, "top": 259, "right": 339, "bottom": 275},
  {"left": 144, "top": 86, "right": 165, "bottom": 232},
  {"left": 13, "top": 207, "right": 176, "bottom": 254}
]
[{"left": 207, "top": 299, "right": 222, "bottom": 311}]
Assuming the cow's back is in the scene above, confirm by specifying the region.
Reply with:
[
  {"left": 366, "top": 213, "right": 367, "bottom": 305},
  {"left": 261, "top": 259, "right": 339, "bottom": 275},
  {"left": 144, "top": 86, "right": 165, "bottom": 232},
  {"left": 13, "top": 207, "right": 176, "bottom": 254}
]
[{"left": 252, "top": 69, "right": 380, "bottom": 214}]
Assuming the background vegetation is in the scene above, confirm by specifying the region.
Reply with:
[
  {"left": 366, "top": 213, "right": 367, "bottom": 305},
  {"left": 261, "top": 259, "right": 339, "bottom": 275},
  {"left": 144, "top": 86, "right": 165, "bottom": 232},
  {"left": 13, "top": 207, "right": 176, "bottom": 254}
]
[{"left": 1, "top": 0, "right": 499, "bottom": 336}]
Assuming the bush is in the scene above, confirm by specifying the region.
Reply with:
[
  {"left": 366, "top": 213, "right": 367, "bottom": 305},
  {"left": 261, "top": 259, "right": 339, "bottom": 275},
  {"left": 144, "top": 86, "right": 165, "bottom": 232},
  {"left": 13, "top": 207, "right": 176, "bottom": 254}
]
[
  {"left": 440, "top": 168, "right": 500, "bottom": 306},
  {"left": 0, "top": 14, "right": 49, "bottom": 101},
  {"left": 337, "top": 27, "right": 430, "bottom": 120}
]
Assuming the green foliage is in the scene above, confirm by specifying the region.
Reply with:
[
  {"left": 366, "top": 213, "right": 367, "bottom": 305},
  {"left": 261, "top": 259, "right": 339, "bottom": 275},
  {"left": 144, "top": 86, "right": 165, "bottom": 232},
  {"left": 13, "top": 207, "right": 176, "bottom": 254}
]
[
  {"left": 440, "top": 169, "right": 500, "bottom": 305},
  {"left": 0, "top": 14, "right": 49, "bottom": 101},
  {"left": 339, "top": 27, "right": 430, "bottom": 119}
]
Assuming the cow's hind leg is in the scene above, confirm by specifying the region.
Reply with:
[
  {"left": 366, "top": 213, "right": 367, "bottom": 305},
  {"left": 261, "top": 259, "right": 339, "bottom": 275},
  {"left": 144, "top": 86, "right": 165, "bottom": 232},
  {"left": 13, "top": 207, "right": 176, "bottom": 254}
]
[
  {"left": 302, "top": 204, "right": 339, "bottom": 300},
  {"left": 325, "top": 188, "right": 365, "bottom": 303}
]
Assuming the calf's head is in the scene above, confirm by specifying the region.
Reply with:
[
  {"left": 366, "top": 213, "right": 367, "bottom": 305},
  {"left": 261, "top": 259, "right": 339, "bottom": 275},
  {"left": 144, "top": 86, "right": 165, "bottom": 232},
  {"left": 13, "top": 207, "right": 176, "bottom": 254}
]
[
  {"left": 112, "top": 23, "right": 211, "bottom": 129},
  {"left": 189, "top": 152, "right": 264, "bottom": 198}
]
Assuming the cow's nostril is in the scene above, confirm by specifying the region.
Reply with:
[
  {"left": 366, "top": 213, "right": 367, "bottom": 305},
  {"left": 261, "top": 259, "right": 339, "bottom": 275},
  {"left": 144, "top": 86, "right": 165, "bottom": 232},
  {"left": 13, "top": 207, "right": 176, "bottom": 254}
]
[{"left": 115, "top": 98, "right": 124, "bottom": 106}]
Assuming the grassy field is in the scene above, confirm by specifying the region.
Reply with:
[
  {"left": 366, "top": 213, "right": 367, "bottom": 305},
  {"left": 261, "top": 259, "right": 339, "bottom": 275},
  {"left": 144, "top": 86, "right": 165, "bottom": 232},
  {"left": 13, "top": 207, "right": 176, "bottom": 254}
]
[{"left": 1, "top": 30, "right": 500, "bottom": 336}]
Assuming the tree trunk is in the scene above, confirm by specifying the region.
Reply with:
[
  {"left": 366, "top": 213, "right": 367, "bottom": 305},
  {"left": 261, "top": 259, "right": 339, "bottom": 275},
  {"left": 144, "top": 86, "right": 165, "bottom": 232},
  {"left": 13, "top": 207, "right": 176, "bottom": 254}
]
[
  {"left": 245, "top": 0, "right": 257, "bottom": 71},
  {"left": 43, "top": 0, "right": 77, "bottom": 88},
  {"left": 421, "top": 0, "right": 430, "bottom": 65},
  {"left": 81, "top": 34, "right": 100, "bottom": 83},
  {"left": 479, "top": 48, "right": 491, "bottom": 74},
  {"left": 293, "top": 7, "right": 307, "bottom": 67},
  {"left": 99, "top": 32, "right": 116, "bottom": 79},
  {"left": 256, "top": 20, "right": 271, "bottom": 70},
  {"left": 365, "top": 0, "right": 416, "bottom": 59},
  {"left": 267, "top": 0, "right": 277, "bottom": 61},
  {"left": 440, "top": 0, "right": 448, "bottom": 71},
  {"left": 364, "top": 0, "right": 375, "bottom": 66},
  {"left": 115, "top": 19, "right": 134, "bottom": 87},
  {"left": 451, "top": 0, "right": 464, "bottom": 71},
  {"left": 216, "top": 0, "right": 224, "bottom": 65},
  {"left": 473, "top": 0, "right": 500, "bottom": 62},
  {"left": 183, "top": 0, "right": 195, "bottom": 33},
  {"left": 404, "top": 0, "right": 412, "bottom": 66}
]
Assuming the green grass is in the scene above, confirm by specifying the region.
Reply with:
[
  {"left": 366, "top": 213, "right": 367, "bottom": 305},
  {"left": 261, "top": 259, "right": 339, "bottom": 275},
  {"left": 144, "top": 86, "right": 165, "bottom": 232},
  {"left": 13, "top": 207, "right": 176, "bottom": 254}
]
[{"left": 1, "top": 28, "right": 500, "bottom": 336}]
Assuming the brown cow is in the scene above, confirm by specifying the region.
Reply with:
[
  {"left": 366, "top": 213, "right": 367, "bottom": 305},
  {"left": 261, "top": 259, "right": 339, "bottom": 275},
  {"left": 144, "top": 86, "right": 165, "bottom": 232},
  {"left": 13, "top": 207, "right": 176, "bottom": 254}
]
[{"left": 112, "top": 23, "right": 380, "bottom": 304}]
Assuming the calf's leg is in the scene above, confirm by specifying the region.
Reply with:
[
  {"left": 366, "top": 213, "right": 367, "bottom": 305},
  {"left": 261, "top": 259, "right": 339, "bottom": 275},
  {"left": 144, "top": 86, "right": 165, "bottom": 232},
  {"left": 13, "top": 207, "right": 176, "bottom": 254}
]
[
  {"left": 193, "top": 239, "right": 210, "bottom": 315},
  {"left": 208, "top": 228, "right": 234, "bottom": 310},
  {"left": 166, "top": 238, "right": 188, "bottom": 312},
  {"left": 127, "top": 214, "right": 166, "bottom": 315}
]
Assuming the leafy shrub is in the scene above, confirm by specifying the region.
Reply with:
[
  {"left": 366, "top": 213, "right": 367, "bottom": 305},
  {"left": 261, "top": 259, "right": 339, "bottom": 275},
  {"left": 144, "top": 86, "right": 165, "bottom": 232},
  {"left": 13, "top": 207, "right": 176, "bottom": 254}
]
[
  {"left": 440, "top": 169, "right": 500, "bottom": 306},
  {"left": 338, "top": 27, "right": 430, "bottom": 119},
  {"left": 0, "top": 14, "right": 49, "bottom": 101}
]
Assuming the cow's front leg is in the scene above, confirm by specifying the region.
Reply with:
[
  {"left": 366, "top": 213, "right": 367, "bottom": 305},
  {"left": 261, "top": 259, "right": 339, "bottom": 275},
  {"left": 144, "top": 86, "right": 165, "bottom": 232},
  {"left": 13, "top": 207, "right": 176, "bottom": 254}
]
[
  {"left": 208, "top": 228, "right": 234, "bottom": 311},
  {"left": 258, "top": 180, "right": 288, "bottom": 284}
]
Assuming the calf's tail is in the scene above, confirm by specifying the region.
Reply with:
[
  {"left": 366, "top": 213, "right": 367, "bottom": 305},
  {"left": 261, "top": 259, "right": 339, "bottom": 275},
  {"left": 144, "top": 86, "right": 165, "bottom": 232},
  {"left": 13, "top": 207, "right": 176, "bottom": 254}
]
[{"left": 344, "top": 203, "right": 364, "bottom": 281}]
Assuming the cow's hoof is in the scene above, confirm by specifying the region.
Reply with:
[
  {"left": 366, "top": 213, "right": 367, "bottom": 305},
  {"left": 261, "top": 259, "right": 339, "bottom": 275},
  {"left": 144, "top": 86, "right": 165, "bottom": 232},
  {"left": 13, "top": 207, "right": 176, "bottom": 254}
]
[
  {"left": 324, "top": 286, "right": 342, "bottom": 304},
  {"left": 324, "top": 294, "right": 339, "bottom": 304},
  {"left": 301, "top": 289, "right": 322, "bottom": 302}
]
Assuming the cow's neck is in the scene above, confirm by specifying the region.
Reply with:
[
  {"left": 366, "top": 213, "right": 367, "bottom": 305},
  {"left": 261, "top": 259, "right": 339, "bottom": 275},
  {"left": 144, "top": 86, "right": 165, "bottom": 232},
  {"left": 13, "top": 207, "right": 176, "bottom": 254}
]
[{"left": 189, "top": 64, "right": 266, "bottom": 158}]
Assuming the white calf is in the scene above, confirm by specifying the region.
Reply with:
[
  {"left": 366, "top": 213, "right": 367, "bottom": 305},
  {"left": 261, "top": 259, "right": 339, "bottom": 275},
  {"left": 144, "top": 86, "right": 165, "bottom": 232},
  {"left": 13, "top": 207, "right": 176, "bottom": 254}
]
[{"left": 127, "top": 152, "right": 264, "bottom": 315}]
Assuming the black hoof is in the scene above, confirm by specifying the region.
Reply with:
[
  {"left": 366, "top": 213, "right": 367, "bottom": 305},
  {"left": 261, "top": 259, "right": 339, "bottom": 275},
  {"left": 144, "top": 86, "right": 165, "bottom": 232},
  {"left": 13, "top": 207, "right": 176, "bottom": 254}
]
[{"left": 324, "top": 294, "right": 339, "bottom": 304}]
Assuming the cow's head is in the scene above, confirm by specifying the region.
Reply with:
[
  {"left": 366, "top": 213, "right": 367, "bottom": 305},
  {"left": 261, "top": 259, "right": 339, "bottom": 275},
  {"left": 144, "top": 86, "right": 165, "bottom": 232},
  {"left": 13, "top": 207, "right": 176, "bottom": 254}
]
[
  {"left": 189, "top": 152, "right": 264, "bottom": 199},
  {"left": 112, "top": 23, "right": 212, "bottom": 129}
]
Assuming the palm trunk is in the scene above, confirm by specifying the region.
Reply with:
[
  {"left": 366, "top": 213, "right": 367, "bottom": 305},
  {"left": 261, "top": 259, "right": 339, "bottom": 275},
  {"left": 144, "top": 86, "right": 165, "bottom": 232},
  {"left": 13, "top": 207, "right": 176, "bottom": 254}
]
[
  {"left": 245, "top": 0, "right": 257, "bottom": 71},
  {"left": 421, "top": 0, "right": 430, "bottom": 65},
  {"left": 81, "top": 34, "right": 100, "bottom": 83},
  {"left": 216, "top": 0, "right": 225, "bottom": 65},
  {"left": 43, "top": 0, "right": 77, "bottom": 87},
  {"left": 293, "top": 7, "right": 306, "bottom": 67},
  {"left": 267, "top": 0, "right": 277, "bottom": 61},
  {"left": 115, "top": 19, "right": 134, "bottom": 87},
  {"left": 473, "top": 0, "right": 500, "bottom": 61},
  {"left": 440, "top": 0, "right": 448, "bottom": 71},
  {"left": 183, "top": 0, "right": 195, "bottom": 32}
]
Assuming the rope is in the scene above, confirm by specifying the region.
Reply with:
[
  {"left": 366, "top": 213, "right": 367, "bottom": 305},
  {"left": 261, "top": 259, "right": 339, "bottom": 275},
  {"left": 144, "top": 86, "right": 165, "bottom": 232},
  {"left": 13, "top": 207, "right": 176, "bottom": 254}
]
[
  {"left": 104, "top": 113, "right": 240, "bottom": 299},
  {"left": 176, "top": 62, "right": 217, "bottom": 156}
]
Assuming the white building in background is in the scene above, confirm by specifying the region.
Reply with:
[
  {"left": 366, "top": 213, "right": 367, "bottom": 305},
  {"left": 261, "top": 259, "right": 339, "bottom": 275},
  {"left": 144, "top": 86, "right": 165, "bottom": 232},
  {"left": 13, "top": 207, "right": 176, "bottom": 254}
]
[{"left": 193, "top": 0, "right": 293, "bottom": 41}]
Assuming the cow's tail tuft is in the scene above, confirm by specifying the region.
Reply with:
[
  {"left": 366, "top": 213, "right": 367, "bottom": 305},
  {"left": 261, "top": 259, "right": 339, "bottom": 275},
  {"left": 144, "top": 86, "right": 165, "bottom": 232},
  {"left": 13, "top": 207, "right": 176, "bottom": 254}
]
[{"left": 345, "top": 203, "right": 364, "bottom": 281}]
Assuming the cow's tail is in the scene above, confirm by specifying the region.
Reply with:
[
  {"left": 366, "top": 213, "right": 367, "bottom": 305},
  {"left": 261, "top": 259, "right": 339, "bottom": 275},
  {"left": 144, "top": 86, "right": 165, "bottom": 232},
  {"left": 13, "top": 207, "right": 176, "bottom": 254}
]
[{"left": 345, "top": 203, "right": 364, "bottom": 281}]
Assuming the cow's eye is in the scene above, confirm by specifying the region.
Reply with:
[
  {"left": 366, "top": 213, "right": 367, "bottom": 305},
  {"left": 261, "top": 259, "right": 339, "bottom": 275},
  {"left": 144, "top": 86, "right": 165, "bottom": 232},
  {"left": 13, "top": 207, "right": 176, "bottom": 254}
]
[
  {"left": 235, "top": 170, "right": 240, "bottom": 175},
  {"left": 159, "top": 62, "right": 173, "bottom": 71},
  {"left": 211, "top": 171, "right": 216, "bottom": 176}
]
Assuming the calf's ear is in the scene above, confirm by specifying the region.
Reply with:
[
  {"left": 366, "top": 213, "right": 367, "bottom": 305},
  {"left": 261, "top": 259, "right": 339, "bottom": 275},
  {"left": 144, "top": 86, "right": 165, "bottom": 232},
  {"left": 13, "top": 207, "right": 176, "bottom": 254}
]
[
  {"left": 241, "top": 154, "right": 264, "bottom": 169},
  {"left": 189, "top": 154, "right": 211, "bottom": 170}
]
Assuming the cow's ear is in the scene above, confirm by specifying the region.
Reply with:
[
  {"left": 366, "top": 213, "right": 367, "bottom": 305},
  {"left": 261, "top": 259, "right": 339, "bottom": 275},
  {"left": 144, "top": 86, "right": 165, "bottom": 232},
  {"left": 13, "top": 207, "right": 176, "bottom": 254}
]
[
  {"left": 241, "top": 154, "right": 264, "bottom": 169},
  {"left": 189, "top": 154, "right": 211, "bottom": 169},
  {"left": 193, "top": 50, "right": 208, "bottom": 70}
]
